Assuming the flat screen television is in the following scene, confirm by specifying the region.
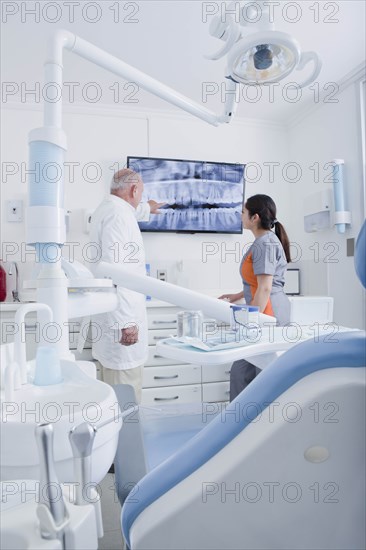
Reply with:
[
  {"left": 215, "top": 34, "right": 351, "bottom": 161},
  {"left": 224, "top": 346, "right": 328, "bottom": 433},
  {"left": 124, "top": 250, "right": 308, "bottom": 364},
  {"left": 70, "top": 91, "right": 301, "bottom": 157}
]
[{"left": 127, "top": 156, "right": 245, "bottom": 234}]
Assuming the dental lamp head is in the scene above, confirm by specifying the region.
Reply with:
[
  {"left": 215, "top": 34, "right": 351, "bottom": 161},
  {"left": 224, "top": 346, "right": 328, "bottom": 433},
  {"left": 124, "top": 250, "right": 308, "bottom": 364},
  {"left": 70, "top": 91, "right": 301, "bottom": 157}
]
[{"left": 206, "top": 2, "right": 322, "bottom": 88}]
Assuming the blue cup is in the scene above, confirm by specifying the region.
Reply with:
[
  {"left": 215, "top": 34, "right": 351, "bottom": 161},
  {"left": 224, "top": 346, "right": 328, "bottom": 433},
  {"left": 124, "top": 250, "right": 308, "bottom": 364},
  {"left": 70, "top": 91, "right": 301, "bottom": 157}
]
[{"left": 34, "top": 346, "right": 63, "bottom": 386}]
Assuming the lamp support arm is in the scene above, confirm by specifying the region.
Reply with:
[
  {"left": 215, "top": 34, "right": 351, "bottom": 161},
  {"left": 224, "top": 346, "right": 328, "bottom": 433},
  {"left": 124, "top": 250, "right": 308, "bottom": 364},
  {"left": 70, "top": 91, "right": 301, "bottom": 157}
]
[{"left": 45, "top": 29, "right": 238, "bottom": 127}]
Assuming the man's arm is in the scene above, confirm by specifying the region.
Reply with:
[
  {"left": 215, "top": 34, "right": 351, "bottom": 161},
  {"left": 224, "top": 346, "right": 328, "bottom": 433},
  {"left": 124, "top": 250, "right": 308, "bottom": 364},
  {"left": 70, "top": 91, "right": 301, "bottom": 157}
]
[
  {"left": 135, "top": 201, "right": 166, "bottom": 221},
  {"left": 135, "top": 202, "right": 150, "bottom": 222}
]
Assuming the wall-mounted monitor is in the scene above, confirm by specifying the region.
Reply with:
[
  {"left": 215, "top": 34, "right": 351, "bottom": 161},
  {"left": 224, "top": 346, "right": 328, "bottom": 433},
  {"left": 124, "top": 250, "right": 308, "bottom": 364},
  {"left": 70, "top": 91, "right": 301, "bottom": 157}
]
[{"left": 127, "top": 156, "right": 245, "bottom": 234}]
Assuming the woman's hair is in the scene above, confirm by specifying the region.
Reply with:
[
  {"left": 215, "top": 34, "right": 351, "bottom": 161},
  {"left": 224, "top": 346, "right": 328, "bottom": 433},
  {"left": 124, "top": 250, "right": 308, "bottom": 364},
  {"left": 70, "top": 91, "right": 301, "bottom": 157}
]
[{"left": 245, "top": 194, "right": 292, "bottom": 263}]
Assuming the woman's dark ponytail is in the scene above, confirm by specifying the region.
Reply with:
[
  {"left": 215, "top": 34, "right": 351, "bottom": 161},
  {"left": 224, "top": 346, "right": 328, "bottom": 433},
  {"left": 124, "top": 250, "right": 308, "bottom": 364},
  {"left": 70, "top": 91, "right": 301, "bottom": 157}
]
[
  {"left": 245, "top": 194, "right": 292, "bottom": 263},
  {"left": 274, "top": 221, "right": 292, "bottom": 263}
]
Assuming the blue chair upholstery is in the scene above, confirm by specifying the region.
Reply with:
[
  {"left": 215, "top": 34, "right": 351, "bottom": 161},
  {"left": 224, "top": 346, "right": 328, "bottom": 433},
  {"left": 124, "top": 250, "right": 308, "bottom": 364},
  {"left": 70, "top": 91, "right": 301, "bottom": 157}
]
[
  {"left": 121, "top": 220, "right": 366, "bottom": 550},
  {"left": 355, "top": 219, "right": 366, "bottom": 287}
]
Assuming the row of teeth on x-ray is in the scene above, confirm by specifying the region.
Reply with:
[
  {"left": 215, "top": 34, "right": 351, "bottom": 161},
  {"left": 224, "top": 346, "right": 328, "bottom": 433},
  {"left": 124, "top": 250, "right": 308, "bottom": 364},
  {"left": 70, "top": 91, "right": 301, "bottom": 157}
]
[
  {"left": 133, "top": 161, "right": 243, "bottom": 184},
  {"left": 143, "top": 180, "right": 242, "bottom": 207},
  {"left": 139, "top": 207, "right": 242, "bottom": 231}
]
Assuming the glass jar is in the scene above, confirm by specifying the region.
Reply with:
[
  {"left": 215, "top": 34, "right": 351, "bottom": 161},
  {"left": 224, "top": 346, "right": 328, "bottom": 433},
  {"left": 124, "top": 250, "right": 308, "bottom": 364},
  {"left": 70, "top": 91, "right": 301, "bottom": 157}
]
[{"left": 177, "top": 310, "right": 203, "bottom": 338}]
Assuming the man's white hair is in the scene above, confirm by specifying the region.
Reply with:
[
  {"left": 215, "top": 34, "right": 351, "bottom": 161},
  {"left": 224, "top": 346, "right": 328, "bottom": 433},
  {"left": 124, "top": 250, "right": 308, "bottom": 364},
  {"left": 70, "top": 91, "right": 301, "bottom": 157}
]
[{"left": 111, "top": 168, "right": 141, "bottom": 192}]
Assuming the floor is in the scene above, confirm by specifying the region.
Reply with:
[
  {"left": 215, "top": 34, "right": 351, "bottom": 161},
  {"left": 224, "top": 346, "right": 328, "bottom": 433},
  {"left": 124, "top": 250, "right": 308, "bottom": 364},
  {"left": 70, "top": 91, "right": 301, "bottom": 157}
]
[{"left": 98, "top": 473, "right": 125, "bottom": 550}]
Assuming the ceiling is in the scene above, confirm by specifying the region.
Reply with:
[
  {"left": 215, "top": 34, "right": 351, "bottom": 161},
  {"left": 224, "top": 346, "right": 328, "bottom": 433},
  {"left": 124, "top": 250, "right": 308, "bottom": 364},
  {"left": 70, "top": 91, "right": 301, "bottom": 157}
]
[{"left": 1, "top": 0, "right": 365, "bottom": 123}]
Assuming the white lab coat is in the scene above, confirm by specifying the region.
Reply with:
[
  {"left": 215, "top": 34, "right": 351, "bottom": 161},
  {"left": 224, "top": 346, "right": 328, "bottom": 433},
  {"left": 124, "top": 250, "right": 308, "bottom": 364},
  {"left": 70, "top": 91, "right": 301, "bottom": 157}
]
[
  {"left": 135, "top": 202, "right": 150, "bottom": 222},
  {"left": 89, "top": 195, "right": 148, "bottom": 370}
]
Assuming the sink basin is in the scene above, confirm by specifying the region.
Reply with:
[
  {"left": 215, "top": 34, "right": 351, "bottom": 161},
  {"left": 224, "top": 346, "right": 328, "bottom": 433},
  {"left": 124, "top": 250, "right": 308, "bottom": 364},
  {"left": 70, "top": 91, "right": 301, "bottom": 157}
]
[{"left": 0, "top": 360, "right": 122, "bottom": 483}]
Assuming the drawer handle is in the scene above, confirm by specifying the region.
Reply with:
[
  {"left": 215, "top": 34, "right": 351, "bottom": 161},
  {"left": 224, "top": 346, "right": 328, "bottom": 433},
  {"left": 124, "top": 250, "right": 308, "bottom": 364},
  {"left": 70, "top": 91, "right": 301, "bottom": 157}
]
[
  {"left": 153, "top": 336, "right": 167, "bottom": 341},
  {"left": 152, "top": 320, "right": 177, "bottom": 325},
  {"left": 154, "top": 396, "right": 179, "bottom": 401},
  {"left": 153, "top": 375, "right": 179, "bottom": 380},
  {"left": 225, "top": 370, "right": 232, "bottom": 374},
  {"left": 153, "top": 355, "right": 163, "bottom": 359}
]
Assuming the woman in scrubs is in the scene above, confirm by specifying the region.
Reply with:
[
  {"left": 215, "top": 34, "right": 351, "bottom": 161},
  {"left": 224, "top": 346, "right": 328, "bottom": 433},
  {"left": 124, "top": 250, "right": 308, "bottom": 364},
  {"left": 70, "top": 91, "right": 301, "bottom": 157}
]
[{"left": 219, "top": 194, "right": 292, "bottom": 400}]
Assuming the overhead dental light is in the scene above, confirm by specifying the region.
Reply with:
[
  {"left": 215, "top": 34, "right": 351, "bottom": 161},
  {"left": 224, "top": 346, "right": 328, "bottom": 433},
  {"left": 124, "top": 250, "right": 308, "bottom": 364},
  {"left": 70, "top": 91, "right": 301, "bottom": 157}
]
[{"left": 206, "top": 1, "right": 321, "bottom": 88}]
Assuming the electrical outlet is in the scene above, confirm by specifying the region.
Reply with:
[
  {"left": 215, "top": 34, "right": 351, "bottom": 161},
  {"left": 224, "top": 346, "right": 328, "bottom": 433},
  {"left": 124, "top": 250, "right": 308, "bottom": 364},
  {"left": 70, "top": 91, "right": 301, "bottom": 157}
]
[
  {"left": 6, "top": 200, "right": 23, "bottom": 222},
  {"left": 157, "top": 269, "right": 167, "bottom": 282}
]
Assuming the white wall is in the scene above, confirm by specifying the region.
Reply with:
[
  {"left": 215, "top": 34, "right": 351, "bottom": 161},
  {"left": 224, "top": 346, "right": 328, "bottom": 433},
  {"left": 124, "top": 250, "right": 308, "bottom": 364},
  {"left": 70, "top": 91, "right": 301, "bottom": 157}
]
[
  {"left": 287, "top": 76, "right": 366, "bottom": 329},
  {"left": 1, "top": 104, "right": 289, "bottom": 298}
]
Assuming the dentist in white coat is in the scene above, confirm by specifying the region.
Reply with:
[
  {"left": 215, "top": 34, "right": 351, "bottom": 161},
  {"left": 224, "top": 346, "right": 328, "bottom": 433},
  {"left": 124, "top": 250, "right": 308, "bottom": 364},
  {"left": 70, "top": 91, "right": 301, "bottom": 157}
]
[{"left": 90, "top": 168, "right": 149, "bottom": 402}]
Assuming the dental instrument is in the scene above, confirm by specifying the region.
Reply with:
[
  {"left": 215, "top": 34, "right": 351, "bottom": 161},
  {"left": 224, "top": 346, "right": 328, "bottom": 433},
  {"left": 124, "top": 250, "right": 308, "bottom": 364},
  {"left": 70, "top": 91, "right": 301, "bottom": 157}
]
[
  {"left": 35, "top": 423, "right": 68, "bottom": 545},
  {"left": 68, "top": 423, "right": 97, "bottom": 506},
  {"left": 0, "top": 422, "right": 103, "bottom": 549}
]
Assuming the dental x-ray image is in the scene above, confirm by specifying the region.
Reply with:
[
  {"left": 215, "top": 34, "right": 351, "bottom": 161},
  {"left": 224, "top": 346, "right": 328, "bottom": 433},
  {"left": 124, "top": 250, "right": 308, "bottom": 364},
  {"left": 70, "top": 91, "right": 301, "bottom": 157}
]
[{"left": 127, "top": 156, "right": 245, "bottom": 233}]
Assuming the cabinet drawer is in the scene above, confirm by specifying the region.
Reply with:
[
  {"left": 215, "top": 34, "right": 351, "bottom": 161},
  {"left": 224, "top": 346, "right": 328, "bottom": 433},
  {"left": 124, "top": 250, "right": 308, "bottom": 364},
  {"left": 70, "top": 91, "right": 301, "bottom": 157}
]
[
  {"left": 141, "top": 384, "right": 202, "bottom": 406},
  {"left": 145, "top": 346, "right": 187, "bottom": 367},
  {"left": 68, "top": 321, "right": 82, "bottom": 333},
  {"left": 147, "top": 313, "right": 178, "bottom": 330},
  {"left": 68, "top": 331, "right": 92, "bottom": 350},
  {"left": 148, "top": 329, "right": 176, "bottom": 345},
  {"left": 201, "top": 363, "right": 232, "bottom": 383},
  {"left": 202, "top": 381, "right": 230, "bottom": 402},
  {"left": 143, "top": 364, "right": 201, "bottom": 388}
]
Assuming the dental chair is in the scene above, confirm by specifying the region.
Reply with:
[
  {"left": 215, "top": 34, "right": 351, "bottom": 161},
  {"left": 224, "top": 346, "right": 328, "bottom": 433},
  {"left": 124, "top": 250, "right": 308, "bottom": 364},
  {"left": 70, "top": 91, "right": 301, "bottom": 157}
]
[{"left": 119, "top": 221, "right": 366, "bottom": 550}]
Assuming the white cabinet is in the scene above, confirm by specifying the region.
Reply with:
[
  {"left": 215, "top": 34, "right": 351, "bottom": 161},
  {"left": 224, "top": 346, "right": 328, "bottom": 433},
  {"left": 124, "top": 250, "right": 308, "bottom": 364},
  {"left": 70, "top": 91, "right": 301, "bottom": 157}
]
[
  {"left": 202, "top": 381, "right": 230, "bottom": 403},
  {"left": 147, "top": 313, "right": 178, "bottom": 329},
  {"left": 143, "top": 364, "right": 201, "bottom": 388},
  {"left": 201, "top": 363, "right": 232, "bottom": 383},
  {"left": 288, "top": 296, "right": 333, "bottom": 325},
  {"left": 148, "top": 329, "right": 174, "bottom": 345},
  {"left": 143, "top": 304, "right": 195, "bottom": 404},
  {"left": 145, "top": 346, "right": 183, "bottom": 367},
  {"left": 143, "top": 303, "right": 232, "bottom": 404},
  {"left": 142, "top": 384, "right": 202, "bottom": 406},
  {"left": 201, "top": 362, "right": 232, "bottom": 403}
]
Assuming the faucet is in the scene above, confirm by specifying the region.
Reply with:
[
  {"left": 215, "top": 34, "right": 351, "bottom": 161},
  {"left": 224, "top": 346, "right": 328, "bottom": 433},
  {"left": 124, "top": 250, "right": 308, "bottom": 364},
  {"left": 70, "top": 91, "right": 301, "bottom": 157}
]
[{"left": 8, "top": 262, "right": 20, "bottom": 302}]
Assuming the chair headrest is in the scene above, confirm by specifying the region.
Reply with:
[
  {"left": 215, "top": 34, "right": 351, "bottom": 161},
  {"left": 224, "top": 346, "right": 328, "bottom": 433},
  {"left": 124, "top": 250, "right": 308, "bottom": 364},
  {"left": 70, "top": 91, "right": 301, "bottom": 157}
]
[{"left": 355, "top": 220, "right": 366, "bottom": 289}]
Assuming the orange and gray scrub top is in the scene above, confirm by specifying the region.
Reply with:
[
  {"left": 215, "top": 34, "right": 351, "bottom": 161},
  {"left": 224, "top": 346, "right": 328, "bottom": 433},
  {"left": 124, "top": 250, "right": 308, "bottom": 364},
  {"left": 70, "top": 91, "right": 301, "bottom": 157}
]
[{"left": 240, "top": 231, "right": 290, "bottom": 326}]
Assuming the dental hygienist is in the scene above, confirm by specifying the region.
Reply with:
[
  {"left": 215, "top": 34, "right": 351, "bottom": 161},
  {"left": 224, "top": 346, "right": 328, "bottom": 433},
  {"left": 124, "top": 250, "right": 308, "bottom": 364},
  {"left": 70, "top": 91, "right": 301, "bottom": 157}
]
[
  {"left": 219, "top": 194, "right": 292, "bottom": 400},
  {"left": 89, "top": 169, "right": 149, "bottom": 403}
]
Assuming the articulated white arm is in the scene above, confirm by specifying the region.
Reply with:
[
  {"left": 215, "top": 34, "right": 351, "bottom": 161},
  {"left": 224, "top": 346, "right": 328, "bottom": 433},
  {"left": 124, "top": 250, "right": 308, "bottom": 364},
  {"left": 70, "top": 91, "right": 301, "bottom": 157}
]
[{"left": 44, "top": 29, "right": 238, "bottom": 127}]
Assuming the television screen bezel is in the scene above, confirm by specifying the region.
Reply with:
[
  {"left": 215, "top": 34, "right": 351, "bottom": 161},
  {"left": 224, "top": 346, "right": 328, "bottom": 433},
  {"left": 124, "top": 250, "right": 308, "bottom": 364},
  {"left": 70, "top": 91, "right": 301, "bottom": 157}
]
[{"left": 126, "top": 155, "right": 246, "bottom": 235}]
